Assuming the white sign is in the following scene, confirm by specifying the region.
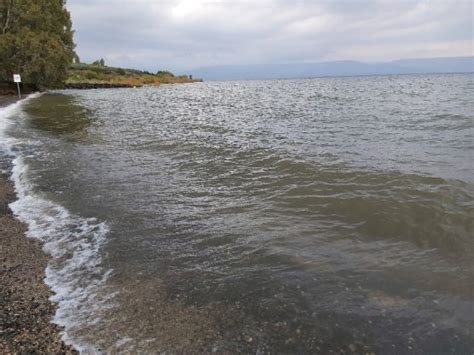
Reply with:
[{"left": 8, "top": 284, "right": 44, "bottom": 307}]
[{"left": 13, "top": 74, "right": 21, "bottom": 83}]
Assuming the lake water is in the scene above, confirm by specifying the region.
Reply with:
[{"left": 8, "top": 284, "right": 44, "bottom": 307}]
[{"left": 1, "top": 74, "right": 473, "bottom": 353}]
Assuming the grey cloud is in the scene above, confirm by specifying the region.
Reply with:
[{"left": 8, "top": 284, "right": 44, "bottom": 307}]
[{"left": 67, "top": 0, "right": 473, "bottom": 72}]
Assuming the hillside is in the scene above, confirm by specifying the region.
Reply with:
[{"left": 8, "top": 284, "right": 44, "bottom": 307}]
[{"left": 191, "top": 56, "right": 474, "bottom": 80}]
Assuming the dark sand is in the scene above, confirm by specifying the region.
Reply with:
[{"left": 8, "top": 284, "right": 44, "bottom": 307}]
[{"left": 0, "top": 97, "right": 76, "bottom": 353}]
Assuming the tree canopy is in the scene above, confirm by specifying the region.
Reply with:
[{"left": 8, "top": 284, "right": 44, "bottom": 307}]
[
  {"left": 92, "top": 58, "right": 105, "bottom": 66},
  {"left": 0, "top": 0, "right": 75, "bottom": 89}
]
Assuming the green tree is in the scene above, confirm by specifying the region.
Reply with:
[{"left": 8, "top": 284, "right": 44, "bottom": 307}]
[
  {"left": 92, "top": 58, "right": 105, "bottom": 66},
  {"left": 0, "top": 0, "right": 75, "bottom": 89},
  {"left": 72, "top": 51, "right": 80, "bottom": 64}
]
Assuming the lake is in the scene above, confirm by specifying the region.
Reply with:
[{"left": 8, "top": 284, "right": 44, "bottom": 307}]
[{"left": 1, "top": 73, "right": 473, "bottom": 353}]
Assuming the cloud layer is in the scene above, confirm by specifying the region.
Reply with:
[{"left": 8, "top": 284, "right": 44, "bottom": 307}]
[{"left": 68, "top": 0, "right": 473, "bottom": 72}]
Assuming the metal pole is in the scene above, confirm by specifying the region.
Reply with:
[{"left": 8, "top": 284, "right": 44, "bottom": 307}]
[{"left": 16, "top": 82, "right": 21, "bottom": 99}]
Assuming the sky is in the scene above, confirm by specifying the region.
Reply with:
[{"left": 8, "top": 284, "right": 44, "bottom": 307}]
[{"left": 68, "top": 0, "right": 473, "bottom": 72}]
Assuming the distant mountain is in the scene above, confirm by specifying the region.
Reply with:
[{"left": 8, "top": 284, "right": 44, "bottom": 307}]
[
  {"left": 392, "top": 57, "right": 474, "bottom": 74},
  {"left": 191, "top": 56, "right": 474, "bottom": 80}
]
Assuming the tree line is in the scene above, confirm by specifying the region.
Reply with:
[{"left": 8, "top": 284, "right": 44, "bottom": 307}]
[{"left": 0, "top": 0, "right": 75, "bottom": 89}]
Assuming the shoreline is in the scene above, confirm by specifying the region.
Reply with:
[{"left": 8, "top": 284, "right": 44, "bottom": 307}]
[{"left": 0, "top": 97, "right": 76, "bottom": 353}]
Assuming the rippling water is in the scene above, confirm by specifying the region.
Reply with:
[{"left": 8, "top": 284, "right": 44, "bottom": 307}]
[{"left": 1, "top": 74, "right": 473, "bottom": 353}]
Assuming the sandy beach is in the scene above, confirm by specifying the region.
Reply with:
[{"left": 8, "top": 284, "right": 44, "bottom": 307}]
[{"left": 0, "top": 97, "right": 76, "bottom": 353}]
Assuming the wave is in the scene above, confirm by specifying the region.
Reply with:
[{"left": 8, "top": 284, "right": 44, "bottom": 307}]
[
  {"left": 0, "top": 93, "right": 42, "bottom": 158},
  {"left": 0, "top": 95, "right": 110, "bottom": 353}
]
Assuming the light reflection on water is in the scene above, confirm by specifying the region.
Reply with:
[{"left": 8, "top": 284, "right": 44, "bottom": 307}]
[{"left": 8, "top": 74, "right": 474, "bottom": 353}]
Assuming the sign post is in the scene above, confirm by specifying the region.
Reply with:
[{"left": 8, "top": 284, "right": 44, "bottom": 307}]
[{"left": 13, "top": 74, "right": 21, "bottom": 99}]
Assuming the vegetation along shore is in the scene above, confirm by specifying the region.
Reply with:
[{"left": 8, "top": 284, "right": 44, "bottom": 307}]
[{"left": 0, "top": 0, "right": 200, "bottom": 95}]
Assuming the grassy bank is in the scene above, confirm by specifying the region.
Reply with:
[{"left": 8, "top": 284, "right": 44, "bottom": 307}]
[
  {"left": 0, "top": 64, "right": 201, "bottom": 94},
  {"left": 67, "top": 63, "right": 202, "bottom": 87}
]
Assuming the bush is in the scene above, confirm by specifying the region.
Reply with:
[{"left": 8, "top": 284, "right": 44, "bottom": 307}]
[{"left": 156, "top": 70, "right": 175, "bottom": 77}]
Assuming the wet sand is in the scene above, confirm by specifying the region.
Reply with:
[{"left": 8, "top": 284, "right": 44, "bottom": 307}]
[{"left": 0, "top": 97, "right": 76, "bottom": 353}]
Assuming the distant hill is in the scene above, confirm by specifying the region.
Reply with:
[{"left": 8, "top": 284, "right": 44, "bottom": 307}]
[{"left": 191, "top": 56, "right": 474, "bottom": 81}]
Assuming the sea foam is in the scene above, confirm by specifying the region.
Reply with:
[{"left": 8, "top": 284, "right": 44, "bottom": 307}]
[
  {"left": 1, "top": 95, "right": 110, "bottom": 353},
  {"left": 0, "top": 94, "right": 41, "bottom": 158}
]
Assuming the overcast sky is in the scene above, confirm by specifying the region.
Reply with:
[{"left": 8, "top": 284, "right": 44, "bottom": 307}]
[{"left": 68, "top": 0, "right": 473, "bottom": 72}]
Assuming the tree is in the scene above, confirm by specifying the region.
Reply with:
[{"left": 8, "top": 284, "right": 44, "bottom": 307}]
[
  {"left": 0, "top": 0, "right": 75, "bottom": 89},
  {"left": 92, "top": 58, "right": 105, "bottom": 66},
  {"left": 72, "top": 51, "right": 80, "bottom": 64}
]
